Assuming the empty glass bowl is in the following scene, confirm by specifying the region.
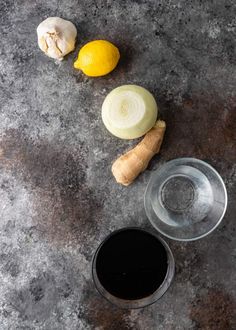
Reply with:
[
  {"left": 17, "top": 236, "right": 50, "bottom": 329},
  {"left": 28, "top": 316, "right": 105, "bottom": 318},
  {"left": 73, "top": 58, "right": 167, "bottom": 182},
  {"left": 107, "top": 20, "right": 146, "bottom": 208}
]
[{"left": 144, "top": 158, "right": 227, "bottom": 241}]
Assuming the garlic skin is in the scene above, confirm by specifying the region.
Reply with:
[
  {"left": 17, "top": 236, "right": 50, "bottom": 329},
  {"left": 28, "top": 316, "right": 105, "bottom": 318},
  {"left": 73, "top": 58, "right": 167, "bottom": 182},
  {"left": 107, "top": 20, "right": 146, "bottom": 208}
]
[{"left": 37, "top": 17, "right": 77, "bottom": 60}]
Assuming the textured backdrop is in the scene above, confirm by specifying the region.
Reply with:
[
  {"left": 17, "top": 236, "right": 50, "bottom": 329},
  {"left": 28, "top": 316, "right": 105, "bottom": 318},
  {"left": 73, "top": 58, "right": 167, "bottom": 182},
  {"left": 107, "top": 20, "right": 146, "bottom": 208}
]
[{"left": 0, "top": 0, "right": 236, "bottom": 329}]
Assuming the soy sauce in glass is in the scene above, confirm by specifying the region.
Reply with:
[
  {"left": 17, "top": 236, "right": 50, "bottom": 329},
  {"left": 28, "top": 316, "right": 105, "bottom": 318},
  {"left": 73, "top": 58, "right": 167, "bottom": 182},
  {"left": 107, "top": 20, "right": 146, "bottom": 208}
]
[{"left": 92, "top": 228, "right": 174, "bottom": 308}]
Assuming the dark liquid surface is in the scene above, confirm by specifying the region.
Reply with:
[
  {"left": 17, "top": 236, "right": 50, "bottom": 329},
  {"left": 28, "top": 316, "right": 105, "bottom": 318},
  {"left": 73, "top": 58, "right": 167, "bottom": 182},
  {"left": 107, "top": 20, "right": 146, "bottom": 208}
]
[{"left": 95, "top": 229, "right": 168, "bottom": 300}]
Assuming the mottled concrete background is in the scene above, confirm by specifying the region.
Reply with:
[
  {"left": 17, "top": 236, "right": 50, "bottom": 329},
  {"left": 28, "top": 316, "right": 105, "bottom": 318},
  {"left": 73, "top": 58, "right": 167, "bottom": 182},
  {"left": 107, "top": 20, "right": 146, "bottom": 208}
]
[{"left": 0, "top": 0, "right": 236, "bottom": 329}]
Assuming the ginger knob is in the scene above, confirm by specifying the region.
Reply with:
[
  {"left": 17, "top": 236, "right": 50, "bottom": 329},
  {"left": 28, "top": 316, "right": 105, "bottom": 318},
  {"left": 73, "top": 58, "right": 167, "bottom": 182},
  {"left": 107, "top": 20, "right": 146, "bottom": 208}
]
[{"left": 112, "top": 120, "right": 166, "bottom": 186}]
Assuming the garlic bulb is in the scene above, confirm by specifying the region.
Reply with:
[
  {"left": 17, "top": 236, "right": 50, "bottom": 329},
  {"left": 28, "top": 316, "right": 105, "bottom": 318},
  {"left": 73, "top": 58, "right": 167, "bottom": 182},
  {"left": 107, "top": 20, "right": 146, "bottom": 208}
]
[{"left": 37, "top": 17, "right": 77, "bottom": 60}]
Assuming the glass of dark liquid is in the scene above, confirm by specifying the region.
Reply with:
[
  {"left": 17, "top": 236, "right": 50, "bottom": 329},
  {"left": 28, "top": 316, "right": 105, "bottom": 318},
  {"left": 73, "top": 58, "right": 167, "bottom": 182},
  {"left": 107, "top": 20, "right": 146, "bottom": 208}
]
[{"left": 92, "top": 228, "right": 175, "bottom": 308}]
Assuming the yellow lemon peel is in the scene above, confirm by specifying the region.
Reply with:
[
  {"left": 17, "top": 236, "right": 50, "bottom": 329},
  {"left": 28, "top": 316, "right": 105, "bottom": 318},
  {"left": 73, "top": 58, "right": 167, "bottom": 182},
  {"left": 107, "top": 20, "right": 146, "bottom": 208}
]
[{"left": 74, "top": 40, "right": 120, "bottom": 77}]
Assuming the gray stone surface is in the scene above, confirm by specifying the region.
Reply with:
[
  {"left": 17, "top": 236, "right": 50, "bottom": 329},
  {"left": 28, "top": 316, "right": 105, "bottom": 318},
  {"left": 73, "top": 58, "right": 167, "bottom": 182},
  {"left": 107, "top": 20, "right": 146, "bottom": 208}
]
[{"left": 0, "top": 0, "right": 236, "bottom": 329}]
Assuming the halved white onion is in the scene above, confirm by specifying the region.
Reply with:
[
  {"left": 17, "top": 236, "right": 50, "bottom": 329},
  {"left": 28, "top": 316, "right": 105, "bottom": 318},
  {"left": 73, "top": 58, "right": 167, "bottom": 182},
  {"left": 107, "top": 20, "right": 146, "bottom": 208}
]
[{"left": 102, "top": 85, "right": 158, "bottom": 139}]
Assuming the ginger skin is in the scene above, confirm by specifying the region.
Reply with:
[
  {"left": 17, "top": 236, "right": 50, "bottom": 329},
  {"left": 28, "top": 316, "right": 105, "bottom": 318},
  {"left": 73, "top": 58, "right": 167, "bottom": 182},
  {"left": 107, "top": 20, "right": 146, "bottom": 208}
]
[{"left": 112, "top": 120, "right": 166, "bottom": 186}]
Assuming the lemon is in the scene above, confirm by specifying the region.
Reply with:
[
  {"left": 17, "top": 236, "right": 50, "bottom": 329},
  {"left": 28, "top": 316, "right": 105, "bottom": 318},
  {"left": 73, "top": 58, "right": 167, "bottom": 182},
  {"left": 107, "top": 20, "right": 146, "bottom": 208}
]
[{"left": 74, "top": 40, "right": 120, "bottom": 77}]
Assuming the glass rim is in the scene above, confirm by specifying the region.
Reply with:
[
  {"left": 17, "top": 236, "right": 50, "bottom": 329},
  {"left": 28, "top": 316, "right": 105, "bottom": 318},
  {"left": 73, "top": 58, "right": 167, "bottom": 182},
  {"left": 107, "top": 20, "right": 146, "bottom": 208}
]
[
  {"left": 144, "top": 157, "right": 228, "bottom": 242},
  {"left": 92, "top": 227, "right": 175, "bottom": 309}
]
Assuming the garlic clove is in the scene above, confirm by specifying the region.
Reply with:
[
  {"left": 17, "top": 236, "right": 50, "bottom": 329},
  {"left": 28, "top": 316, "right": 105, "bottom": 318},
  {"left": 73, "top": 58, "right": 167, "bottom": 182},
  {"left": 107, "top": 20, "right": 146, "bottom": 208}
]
[{"left": 37, "top": 17, "right": 77, "bottom": 60}]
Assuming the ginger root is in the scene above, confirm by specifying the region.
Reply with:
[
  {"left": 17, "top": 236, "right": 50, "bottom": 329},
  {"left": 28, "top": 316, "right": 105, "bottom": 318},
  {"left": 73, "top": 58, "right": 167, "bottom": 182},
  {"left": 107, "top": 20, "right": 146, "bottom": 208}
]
[{"left": 112, "top": 120, "right": 166, "bottom": 186}]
